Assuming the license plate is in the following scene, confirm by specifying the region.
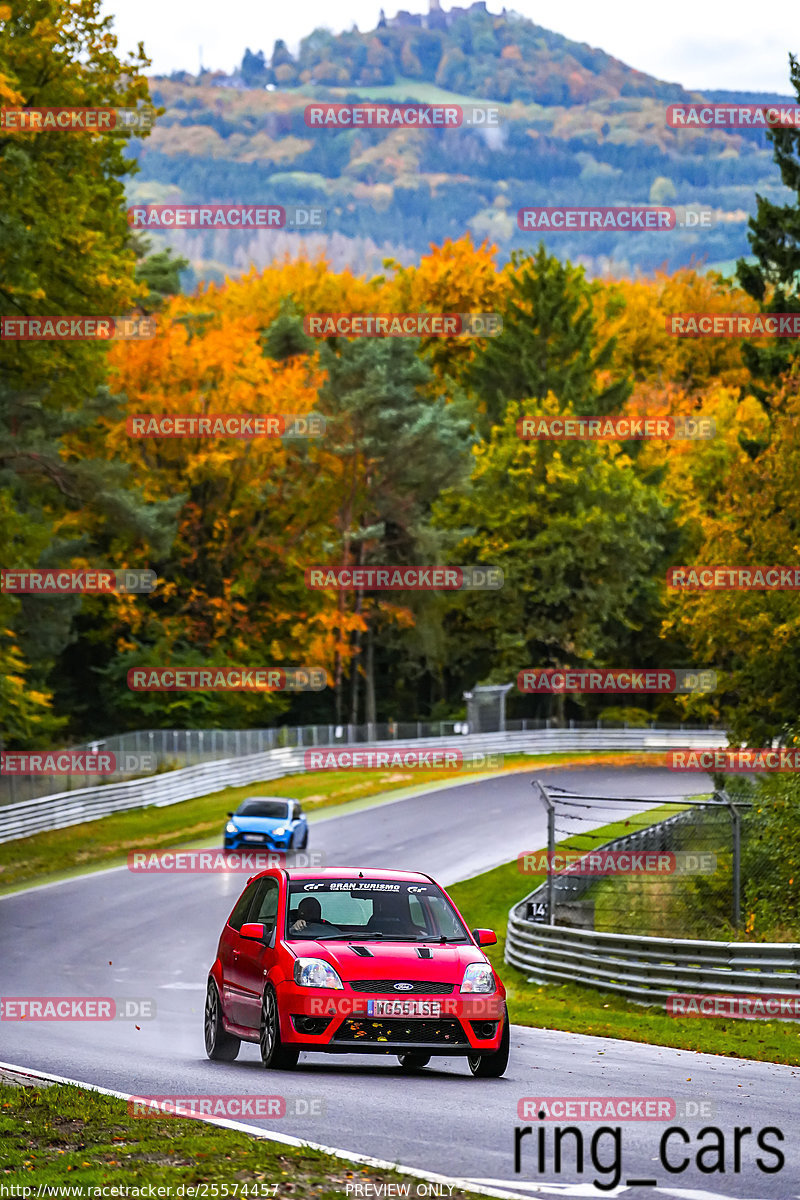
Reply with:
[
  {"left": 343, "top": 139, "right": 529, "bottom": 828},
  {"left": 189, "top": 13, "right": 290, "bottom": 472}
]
[
  {"left": 367, "top": 999, "right": 441, "bottom": 1017},
  {"left": 243, "top": 834, "right": 264, "bottom": 842}
]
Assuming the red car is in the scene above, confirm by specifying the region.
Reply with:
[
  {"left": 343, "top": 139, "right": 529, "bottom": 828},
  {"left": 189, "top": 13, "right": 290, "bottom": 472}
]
[{"left": 205, "top": 866, "right": 509, "bottom": 1077}]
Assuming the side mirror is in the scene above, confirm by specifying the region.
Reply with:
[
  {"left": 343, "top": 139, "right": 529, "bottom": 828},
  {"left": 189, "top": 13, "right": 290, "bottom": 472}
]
[
  {"left": 227, "top": 811, "right": 234, "bottom": 817},
  {"left": 472, "top": 928, "right": 497, "bottom": 947},
  {"left": 240, "top": 922, "right": 267, "bottom": 942}
]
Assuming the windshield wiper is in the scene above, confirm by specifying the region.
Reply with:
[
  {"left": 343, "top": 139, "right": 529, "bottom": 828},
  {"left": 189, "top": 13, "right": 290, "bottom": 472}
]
[
  {"left": 346, "top": 933, "right": 423, "bottom": 941},
  {"left": 415, "top": 936, "right": 468, "bottom": 943},
  {"left": 290, "top": 932, "right": 344, "bottom": 940}
]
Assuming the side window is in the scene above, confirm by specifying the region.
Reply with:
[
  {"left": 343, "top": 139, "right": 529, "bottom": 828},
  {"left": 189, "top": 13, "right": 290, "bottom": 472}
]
[
  {"left": 250, "top": 878, "right": 280, "bottom": 933},
  {"left": 228, "top": 882, "right": 258, "bottom": 932},
  {"left": 408, "top": 894, "right": 426, "bottom": 930},
  {"left": 428, "top": 895, "right": 463, "bottom": 938}
]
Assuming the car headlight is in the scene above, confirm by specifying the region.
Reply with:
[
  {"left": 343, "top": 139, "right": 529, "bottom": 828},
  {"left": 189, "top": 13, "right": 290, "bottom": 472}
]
[
  {"left": 460, "top": 962, "right": 495, "bottom": 993},
  {"left": 293, "top": 958, "right": 344, "bottom": 989},
  {"left": 225, "top": 822, "right": 237, "bottom": 834},
  {"left": 272, "top": 825, "right": 288, "bottom": 836}
]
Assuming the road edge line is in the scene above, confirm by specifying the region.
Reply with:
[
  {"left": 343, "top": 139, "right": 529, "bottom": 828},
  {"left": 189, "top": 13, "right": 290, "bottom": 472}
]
[{"left": 0, "top": 1059, "right": 525, "bottom": 1199}]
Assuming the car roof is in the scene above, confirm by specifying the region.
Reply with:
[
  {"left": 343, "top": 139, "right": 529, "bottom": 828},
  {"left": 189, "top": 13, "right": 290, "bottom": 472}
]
[
  {"left": 283, "top": 866, "right": 435, "bottom": 883},
  {"left": 238, "top": 796, "right": 295, "bottom": 804}
]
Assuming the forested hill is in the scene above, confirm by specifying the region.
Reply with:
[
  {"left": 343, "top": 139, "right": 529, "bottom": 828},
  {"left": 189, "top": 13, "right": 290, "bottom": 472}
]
[
  {"left": 129, "top": 3, "right": 794, "bottom": 283},
  {"left": 236, "top": 4, "right": 691, "bottom": 103}
]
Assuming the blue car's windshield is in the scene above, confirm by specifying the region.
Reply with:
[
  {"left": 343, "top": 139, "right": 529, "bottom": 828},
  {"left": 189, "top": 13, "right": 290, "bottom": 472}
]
[
  {"left": 285, "top": 879, "right": 469, "bottom": 942},
  {"left": 236, "top": 800, "right": 290, "bottom": 819}
]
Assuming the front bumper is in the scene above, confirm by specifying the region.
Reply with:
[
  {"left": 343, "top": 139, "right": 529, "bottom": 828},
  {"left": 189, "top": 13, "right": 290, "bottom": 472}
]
[
  {"left": 277, "top": 984, "right": 506, "bottom": 1054},
  {"left": 224, "top": 831, "right": 291, "bottom": 850}
]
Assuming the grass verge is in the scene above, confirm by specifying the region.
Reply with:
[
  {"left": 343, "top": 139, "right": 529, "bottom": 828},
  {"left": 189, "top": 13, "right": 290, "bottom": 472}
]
[
  {"left": 447, "top": 823, "right": 800, "bottom": 1068},
  {"left": 0, "top": 1076, "right": 482, "bottom": 1194},
  {"left": 0, "top": 751, "right": 663, "bottom": 895}
]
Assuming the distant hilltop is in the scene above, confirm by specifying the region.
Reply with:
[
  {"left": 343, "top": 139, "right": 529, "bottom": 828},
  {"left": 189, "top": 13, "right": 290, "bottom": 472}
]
[
  {"left": 191, "top": 3, "right": 692, "bottom": 104},
  {"left": 379, "top": 0, "right": 503, "bottom": 32}
]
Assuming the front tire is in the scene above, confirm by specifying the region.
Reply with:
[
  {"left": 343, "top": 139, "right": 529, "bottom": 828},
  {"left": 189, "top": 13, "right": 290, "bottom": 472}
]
[
  {"left": 467, "top": 1004, "right": 509, "bottom": 1078},
  {"left": 259, "top": 985, "right": 300, "bottom": 1070},
  {"left": 204, "top": 979, "right": 240, "bottom": 1062},
  {"left": 397, "top": 1053, "right": 430, "bottom": 1070}
]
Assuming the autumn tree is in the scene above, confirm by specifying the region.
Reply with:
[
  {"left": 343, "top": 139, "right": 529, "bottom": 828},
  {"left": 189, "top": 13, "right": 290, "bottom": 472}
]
[
  {"left": 737, "top": 53, "right": 800, "bottom": 401},
  {"left": 0, "top": 0, "right": 177, "bottom": 745},
  {"left": 314, "top": 335, "right": 475, "bottom": 723},
  {"left": 466, "top": 245, "right": 631, "bottom": 432},
  {"left": 432, "top": 398, "right": 675, "bottom": 721}
]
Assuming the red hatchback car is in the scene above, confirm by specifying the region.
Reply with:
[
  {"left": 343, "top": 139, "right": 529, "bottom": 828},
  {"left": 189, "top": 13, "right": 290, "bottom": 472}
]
[{"left": 205, "top": 867, "right": 509, "bottom": 1077}]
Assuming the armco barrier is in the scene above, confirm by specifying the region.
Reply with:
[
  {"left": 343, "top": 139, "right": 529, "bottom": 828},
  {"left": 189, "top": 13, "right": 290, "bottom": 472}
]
[
  {"left": 504, "top": 914, "right": 800, "bottom": 1005},
  {"left": 505, "top": 795, "right": 800, "bottom": 1006},
  {"left": 0, "top": 727, "right": 726, "bottom": 844}
]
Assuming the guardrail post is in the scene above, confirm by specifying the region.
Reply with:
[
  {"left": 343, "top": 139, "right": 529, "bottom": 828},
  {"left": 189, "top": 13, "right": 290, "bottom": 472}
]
[
  {"left": 532, "top": 779, "right": 555, "bottom": 926},
  {"left": 721, "top": 789, "right": 742, "bottom": 929}
]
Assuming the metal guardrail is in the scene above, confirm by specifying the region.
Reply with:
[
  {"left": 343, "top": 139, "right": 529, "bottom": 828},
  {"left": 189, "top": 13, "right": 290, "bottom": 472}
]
[
  {"left": 504, "top": 916, "right": 800, "bottom": 1004},
  {"left": 505, "top": 793, "right": 799, "bottom": 1005},
  {"left": 0, "top": 726, "right": 727, "bottom": 844},
  {"left": 0, "top": 717, "right": 721, "bottom": 807}
]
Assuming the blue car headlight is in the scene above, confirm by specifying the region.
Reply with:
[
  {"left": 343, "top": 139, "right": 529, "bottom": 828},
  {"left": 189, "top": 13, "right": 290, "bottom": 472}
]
[
  {"left": 272, "top": 825, "right": 289, "bottom": 837},
  {"left": 225, "top": 822, "right": 237, "bottom": 834}
]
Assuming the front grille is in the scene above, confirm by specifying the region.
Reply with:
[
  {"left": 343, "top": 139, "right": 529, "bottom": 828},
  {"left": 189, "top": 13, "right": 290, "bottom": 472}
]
[
  {"left": 349, "top": 980, "right": 454, "bottom": 994},
  {"left": 333, "top": 1018, "right": 468, "bottom": 1045}
]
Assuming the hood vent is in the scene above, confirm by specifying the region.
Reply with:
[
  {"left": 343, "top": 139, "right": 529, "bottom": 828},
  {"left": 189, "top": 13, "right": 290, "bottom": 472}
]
[
  {"left": 350, "top": 945, "right": 373, "bottom": 957},
  {"left": 416, "top": 947, "right": 432, "bottom": 958}
]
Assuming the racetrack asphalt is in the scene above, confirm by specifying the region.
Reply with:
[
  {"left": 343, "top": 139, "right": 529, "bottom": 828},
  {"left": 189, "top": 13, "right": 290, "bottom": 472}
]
[{"left": 2, "top": 765, "right": 797, "bottom": 1199}]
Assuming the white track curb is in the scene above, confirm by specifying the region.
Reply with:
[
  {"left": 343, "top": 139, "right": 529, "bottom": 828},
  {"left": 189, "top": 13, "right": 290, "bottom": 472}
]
[{"left": 0, "top": 1060, "right": 525, "bottom": 1199}]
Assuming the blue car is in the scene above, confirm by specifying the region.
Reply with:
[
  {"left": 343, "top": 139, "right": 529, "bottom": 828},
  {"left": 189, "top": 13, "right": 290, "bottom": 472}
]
[{"left": 224, "top": 797, "right": 308, "bottom": 852}]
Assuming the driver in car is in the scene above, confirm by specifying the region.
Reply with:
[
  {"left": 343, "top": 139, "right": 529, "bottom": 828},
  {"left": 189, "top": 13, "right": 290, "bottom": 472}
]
[{"left": 290, "top": 896, "right": 327, "bottom": 933}]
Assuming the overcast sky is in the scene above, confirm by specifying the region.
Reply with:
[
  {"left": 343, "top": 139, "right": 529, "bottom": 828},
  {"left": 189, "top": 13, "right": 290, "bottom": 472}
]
[{"left": 101, "top": 0, "right": 797, "bottom": 94}]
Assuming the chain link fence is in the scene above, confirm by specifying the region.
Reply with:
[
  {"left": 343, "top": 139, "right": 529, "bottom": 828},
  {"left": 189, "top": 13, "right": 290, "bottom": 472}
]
[
  {"left": 522, "top": 781, "right": 752, "bottom": 937},
  {"left": 0, "top": 717, "right": 720, "bottom": 808}
]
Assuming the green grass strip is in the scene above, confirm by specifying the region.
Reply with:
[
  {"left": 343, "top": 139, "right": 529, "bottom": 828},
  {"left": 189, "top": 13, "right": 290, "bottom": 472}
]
[{"left": 0, "top": 1077, "right": 485, "bottom": 1194}]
